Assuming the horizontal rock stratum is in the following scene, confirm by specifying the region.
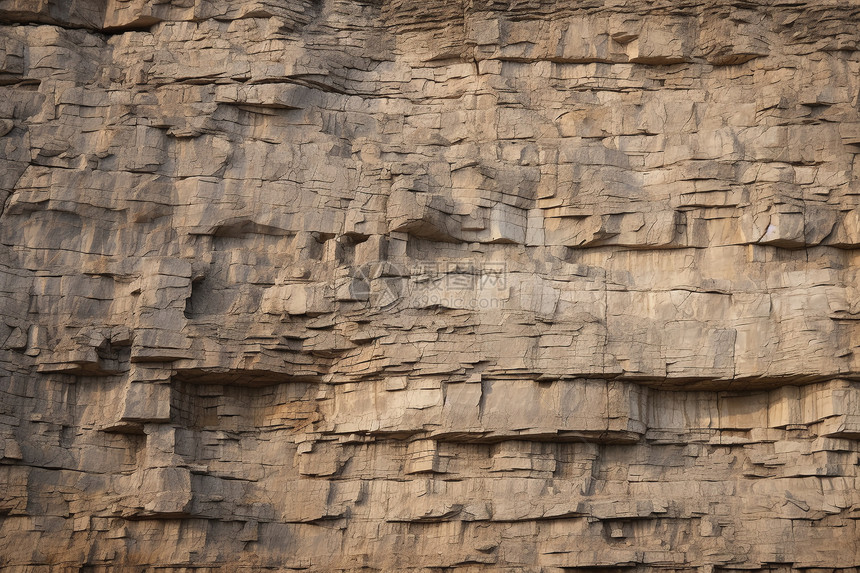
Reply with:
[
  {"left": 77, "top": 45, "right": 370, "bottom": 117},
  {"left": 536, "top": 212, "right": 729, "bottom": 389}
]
[{"left": 1, "top": 0, "right": 859, "bottom": 570}]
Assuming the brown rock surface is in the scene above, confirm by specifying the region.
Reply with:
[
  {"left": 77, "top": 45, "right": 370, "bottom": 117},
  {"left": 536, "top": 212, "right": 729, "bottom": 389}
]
[{"left": 1, "top": 0, "right": 860, "bottom": 570}]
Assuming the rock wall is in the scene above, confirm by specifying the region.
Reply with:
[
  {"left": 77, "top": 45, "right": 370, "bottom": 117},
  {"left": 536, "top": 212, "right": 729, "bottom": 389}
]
[{"left": 1, "top": 0, "right": 860, "bottom": 570}]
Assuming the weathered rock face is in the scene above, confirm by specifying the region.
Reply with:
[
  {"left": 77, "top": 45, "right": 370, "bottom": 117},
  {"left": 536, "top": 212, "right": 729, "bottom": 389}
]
[{"left": 1, "top": 0, "right": 860, "bottom": 570}]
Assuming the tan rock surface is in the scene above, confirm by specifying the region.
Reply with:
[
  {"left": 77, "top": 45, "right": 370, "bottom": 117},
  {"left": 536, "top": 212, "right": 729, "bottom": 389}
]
[{"left": 1, "top": 0, "right": 860, "bottom": 570}]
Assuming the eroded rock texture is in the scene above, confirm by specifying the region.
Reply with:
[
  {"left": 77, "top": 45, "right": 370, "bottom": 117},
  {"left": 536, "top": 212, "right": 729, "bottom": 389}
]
[{"left": 1, "top": 0, "right": 860, "bottom": 570}]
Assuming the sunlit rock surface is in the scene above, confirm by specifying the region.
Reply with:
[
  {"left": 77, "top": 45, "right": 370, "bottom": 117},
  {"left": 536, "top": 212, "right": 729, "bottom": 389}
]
[{"left": 1, "top": 0, "right": 860, "bottom": 570}]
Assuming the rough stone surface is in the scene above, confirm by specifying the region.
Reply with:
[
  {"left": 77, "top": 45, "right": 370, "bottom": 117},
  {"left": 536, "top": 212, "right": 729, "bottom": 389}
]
[{"left": 2, "top": 0, "right": 860, "bottom": 570}]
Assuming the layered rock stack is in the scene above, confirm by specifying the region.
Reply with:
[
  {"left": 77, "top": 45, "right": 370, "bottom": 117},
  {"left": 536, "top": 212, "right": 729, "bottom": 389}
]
[{"left": 1, "top": 0, "right": 859, "bottom": 570}]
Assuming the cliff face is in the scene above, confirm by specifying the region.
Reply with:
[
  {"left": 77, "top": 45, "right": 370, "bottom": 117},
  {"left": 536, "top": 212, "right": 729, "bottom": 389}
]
[{"left": 1, "top": 0, "right": 860, "bottom": 570}]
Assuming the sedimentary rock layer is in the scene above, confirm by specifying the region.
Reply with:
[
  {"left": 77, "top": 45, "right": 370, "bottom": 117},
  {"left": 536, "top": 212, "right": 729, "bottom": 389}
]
[{"left": 1, "top": 0, "right": 859, "bottom": 570}]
